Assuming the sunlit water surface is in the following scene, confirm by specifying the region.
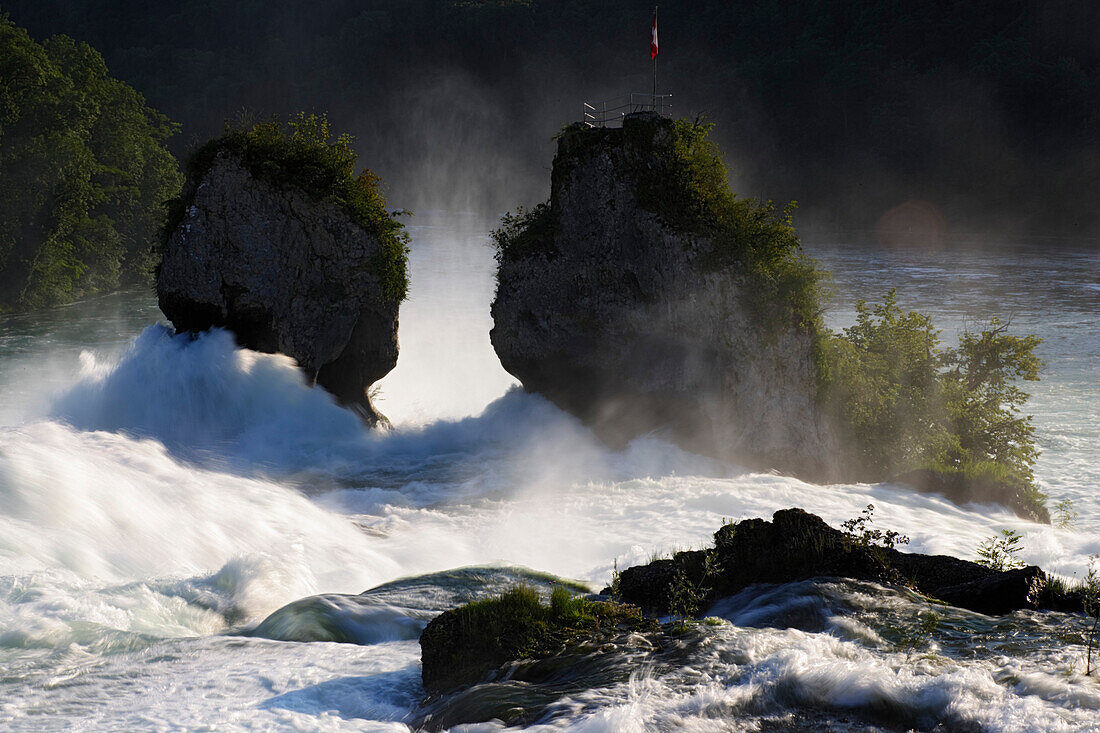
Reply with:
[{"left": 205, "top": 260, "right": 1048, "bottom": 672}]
[{"left": 0, "top": 222, "right": 1096, "bottom": 731}]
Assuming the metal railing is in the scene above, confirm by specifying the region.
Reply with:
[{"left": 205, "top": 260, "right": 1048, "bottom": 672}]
[{"left": 582, "top": 93, "right": 673, "bottom": 127}]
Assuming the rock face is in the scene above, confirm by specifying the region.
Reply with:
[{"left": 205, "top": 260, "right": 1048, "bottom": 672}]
[
  {"left": 157, "top": 153, "right": 399, "bottom": 424},
  {"left": 490, "top": 114, "right": 837, "bottom": 477},
  {"left": 616, "top": 508, "right": 1067, "bottom": 617}
]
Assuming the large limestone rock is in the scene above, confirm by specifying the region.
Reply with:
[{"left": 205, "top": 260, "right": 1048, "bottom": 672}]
[
  {"left": 157, "top": 153, "right": 399, "bottom": 424},
  {"left": 491, "top": 114, "right": 837, "bottom": 477}
]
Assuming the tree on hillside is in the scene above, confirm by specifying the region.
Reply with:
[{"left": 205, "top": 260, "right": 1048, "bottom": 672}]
[{"left": 0, "top": 13, "right": 181, "bottom": 309}]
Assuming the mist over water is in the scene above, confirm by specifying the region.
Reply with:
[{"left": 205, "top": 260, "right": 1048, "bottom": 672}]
[{"left": 0, "top": 222, "right": 1097, "bottom": 730}]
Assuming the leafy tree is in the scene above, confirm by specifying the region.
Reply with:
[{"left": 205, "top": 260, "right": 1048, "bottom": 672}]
[
  {"left": 824, "top": 290, "right": 944, "bottom": 477},
  {"left": 822, "top": 290, "right": 1045, "bottom": 514},
  {"left": 938, "top": 319, "right": 1043, "bottom": 490},
  {"left": 0, "top": 13, "right": 181, "bottom": 309}
]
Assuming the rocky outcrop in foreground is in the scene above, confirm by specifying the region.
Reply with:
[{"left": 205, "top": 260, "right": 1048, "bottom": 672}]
[
  {"left": 490, "top": 113, "right": 837, "bottom": 478},
  {"left": 158, "top": 152, "right": 400, "bottom": 424},
  {"left": 419, "top": 508, "right": 1085, "bottom": 701},
  {"left": 419, "top": 586, "right": 653, "bottom": 696},
  {"left": 617, "top": 508, "right": 1078, "bottom": 617}
]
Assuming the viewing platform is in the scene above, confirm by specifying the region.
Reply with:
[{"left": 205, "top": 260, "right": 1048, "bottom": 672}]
[{"left": 582, "top": 92, "right": 672, "bottom": 128}]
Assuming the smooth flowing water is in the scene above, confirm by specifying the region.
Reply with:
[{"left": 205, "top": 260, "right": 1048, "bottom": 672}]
[{"left": 0, "top": 221, "right": 1096, "bottom": 731}]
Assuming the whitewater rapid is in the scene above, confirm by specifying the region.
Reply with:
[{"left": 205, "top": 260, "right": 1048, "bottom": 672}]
[{"left": 0, "top": 222, "right": 1096, "bottom": 731}]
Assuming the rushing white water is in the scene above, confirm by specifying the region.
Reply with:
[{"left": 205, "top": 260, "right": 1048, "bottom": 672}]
[{"left": 0, "top": 222, "right": 1096, "bottom": 731}]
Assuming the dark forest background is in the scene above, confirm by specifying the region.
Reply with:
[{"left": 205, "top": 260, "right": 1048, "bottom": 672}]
[{"left": 4, "top": 0, "right": 1099, "bottom": 244}]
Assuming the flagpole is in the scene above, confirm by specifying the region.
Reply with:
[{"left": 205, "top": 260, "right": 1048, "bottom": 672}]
[{"left": 652, "top": 6, "right": 658, "bottom": 110}]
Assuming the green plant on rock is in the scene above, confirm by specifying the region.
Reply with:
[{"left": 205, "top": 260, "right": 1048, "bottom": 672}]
[
  {"left": 492, "top": 202, "right": 555, "bottom": 265},
  {"left": 444, "top": 584, "right": 645, "bottom": 666},
  {"left": 496, "top": 118, "right": 824, "bottom": 331},
  {"left": 609, "top": 558, "right": 622, "bottom": 597},
  {"left": 975, "top": 529, "right": 1025, "bottom": 571},
  {"left": 667, "top": 548, "right": 724, "bottom": 631},
  {"left": 168, "top": 112, "right": 409, "bottom": 301},
  {"left": 841, "top": 504, "right": 910, "bottom": 551}
]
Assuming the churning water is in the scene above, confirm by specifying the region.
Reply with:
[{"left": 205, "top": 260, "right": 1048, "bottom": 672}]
[{"left": 0, "top": 220, "right": 1096, "bottom": 731}]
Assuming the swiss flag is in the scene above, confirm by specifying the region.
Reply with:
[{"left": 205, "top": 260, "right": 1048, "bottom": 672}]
[{"left": 651, "top": 9, "right": 658, "bottom": 59}]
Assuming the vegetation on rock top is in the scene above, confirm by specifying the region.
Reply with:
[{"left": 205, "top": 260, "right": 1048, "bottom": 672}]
[
  {"left": 496, "top": 116, "right": 823, "bottom": 332},
  {"left": 167, "top": 112, "right": 409, "bottom": 301},
  {"left": 0, "top": 13, "right": 182, "bottom": 310},
  {"left": 419, "top": 585, "right": 650, "bottom": 694}
]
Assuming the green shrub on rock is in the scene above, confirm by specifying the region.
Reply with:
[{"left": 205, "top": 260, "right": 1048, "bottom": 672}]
[
  {"left": 419, "top": 585, "right": 650, "bottom": 694},
  {"left": 495, "top": 116, "right": 823, "bottom": 330}
]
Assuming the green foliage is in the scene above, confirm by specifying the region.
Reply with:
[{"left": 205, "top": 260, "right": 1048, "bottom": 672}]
[
  {"left": 841, "top": 504, "right": 910, "bottom": 550},
  {"left": 609, "top": 558, "right": 622, "bottom": 597},
  {"left": 1053, "top": 499, "right": 1078, "bottom": 530},
  {"left": 638, "top": 118, "right": 824, "bottom": 330},
  {"left": 822, "top": 290, "right": 1046, "bottom": 516},
  {"left": 0, "top": 13, "right": 182, "bottom": 309},
  {"left": 491, "top": 202, "right": 555, "bottom": 264},
  {"left": 938, "top": 319, "right": 1043, "bottom": 489},
  {"left": 171, "top": 112, "right": 409, "bottom": 301},
  {"left": 975, "top": 529, "right": 1025, "bottom": 571},
  {"left": 824, "top": 291, "right": 943, "bottom": 477},
  {"left": 667, "top": 548, "right": 724, "bottom": 630},
  {"left": 451, "top": 584, "right": 645, "bottom": 661},
  {"left": 1085, "top": 555, "right": 1099, "bottom": 677}
]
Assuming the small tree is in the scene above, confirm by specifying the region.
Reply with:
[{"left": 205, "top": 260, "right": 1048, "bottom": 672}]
[
  {"left": 975, "top": 529, "right": 1025, "bottom": 571},
  {"left": 824, "top": 296, "right": 1046, "bottom": 517},
  {"left": 1084, "top": 555, "right": 1099, "bottom": 677},
  {"left": 841, "top": 503, "right": 910, "bottom": 550},
  {"left": 1053, "top": 498, "right": 1078, "bottom": 530}
]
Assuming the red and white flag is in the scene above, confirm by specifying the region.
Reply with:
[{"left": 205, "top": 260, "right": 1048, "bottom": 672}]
[{"left": 650, "top": 9, "right": 659, "bottom": 59}]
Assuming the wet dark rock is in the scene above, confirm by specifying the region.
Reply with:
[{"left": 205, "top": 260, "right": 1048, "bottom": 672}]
[
  {"left": 617, "top": 508, "right": 1073, "bottom": 617},
  {"left": 930, "top": 566, "right": 1047, "bottom": 616},
  {"left": 157, "top": 154, "right": 399, "bottom": 424}
]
